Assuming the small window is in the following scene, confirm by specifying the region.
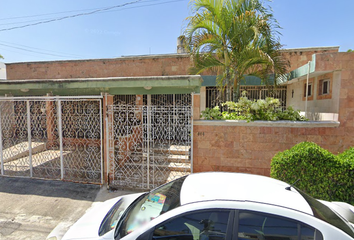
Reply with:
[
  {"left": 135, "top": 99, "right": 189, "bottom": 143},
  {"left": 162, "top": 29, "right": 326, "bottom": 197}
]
[
  {"left": 304, "top": 83, "right": 312, "bottom": 97},
  {"left": 238, "top": 211, "right": 323, "bottom": 240},
  {"left": 153, "top": 210, "right": 230, "bottom": 240},
  {"left": 319, "top": 79, "right": 330, "bottom": 95}
]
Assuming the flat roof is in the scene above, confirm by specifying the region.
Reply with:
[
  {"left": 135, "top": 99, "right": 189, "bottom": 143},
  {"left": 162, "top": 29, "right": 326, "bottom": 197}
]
[
  {"left": 5, "top": 46, "right": 340, "bottom": 65},
  {"left": 0, "top": 75, "right": 203, "bottom": 96}
]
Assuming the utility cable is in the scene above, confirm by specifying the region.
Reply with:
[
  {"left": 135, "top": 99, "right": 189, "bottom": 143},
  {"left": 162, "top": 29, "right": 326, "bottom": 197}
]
[
  {"left": 0, "top": 0, "right": 175, "bottom": 22},
  {"left": 0, "top": 0, "right": 142, "bottom": 32},
  {"left": 0, "top": 43, "right": 87, "bottom": 58},
  {"left": 0, "top": 7, "right": 104, "bottom": 21},
  {"left": 0, "top": 40, "right": 85, "bottom": 58},
  {"left": 0, "top": 0, "right": 187, "bottom": 29}
]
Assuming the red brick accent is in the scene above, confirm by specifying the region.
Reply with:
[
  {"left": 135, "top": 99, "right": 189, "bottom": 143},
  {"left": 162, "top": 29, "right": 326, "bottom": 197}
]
[
  {"left": 6, "top": 48, "right": 338, "bottom": 80},
  {"left": 6, "top": 55, "right": 193, "bottom": 80}
]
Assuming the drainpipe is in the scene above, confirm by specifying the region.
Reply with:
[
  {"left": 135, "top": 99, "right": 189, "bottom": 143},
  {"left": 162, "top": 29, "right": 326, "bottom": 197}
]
[
  {"left": 305, "top": 61, "right": 311, "bottom": 118},
  {"left": 0, "top": 103, "right": 3, "bottom": 175},
  {"left": 191, "top": 92, "right": 194, "bottom": 174},
  {"left": 104, "top": 92, "right": 109, "bottom": 186}
]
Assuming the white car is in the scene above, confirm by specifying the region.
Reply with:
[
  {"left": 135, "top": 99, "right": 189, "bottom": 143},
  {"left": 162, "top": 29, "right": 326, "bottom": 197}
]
[
  {"left": 58, "top": 192, "right": 144, "bottom": 240},
  {"left": 111, "top": 172, "right": 354, "bottom": 240}
]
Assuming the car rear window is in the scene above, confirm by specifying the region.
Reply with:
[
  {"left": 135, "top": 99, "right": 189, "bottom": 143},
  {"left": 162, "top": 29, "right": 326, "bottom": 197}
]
[{"left": 296, "top": 188, "right": 354, "bottom": 238}]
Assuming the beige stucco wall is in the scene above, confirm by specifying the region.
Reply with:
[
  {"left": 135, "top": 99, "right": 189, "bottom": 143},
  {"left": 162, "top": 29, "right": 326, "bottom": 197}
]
[{"left": 286, "top": 71, "right": 341, "bottom": 120}]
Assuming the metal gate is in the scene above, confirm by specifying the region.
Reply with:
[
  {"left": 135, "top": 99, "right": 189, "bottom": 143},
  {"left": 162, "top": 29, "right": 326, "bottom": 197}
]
[
  {"left": 108, "top": 94, "right": 192, "bottom": 190},
  {"left": 0, "top": 97, "right": 103, "bottom": 184},
  {"left": 206, "top": 86, "right": 287, "bottom": 110}
]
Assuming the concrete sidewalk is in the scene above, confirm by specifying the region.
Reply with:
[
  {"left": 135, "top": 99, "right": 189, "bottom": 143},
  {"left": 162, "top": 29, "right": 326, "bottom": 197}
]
[{"left": 0, "top": 176, "right": 136, "bottom": 240}]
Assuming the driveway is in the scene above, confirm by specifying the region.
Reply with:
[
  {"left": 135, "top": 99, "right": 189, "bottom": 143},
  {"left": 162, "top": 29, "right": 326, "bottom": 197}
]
[{"left": 0, "top": 176, "right": 134, "bottom": 240}]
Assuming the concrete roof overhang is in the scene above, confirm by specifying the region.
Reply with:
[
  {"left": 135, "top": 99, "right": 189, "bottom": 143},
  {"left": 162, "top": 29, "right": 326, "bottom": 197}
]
[
  {"left": 280, "top": 54, "right": 336, "bottom": 85},
  {"left": 0, "top": 75, "right": 203, "bottom": 96}
]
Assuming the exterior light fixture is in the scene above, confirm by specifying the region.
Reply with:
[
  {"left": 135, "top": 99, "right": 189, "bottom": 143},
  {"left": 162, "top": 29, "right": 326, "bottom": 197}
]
[{"left": 144, "top": 86, "right": 152, "bottom": 90}]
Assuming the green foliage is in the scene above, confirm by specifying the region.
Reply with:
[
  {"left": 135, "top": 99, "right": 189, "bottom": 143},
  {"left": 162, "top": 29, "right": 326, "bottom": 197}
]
[
  {"left": 200, "top": 106, "right": 223, "bottom": 120},
  {"left": 0, "top": 54, "right": 3, "bottom": 59},
  {"left": 337, "top": 147, "right": 354, "bottom": 203},
  {"left": 184, "top": 0, "right": 288, "bottom": 101},
  {"left": 201, "top": 92, "right": 307, "bottom": 121},
  {"left": 347, "top": 49, "right": 354, "bottom": 52},
  {"left": 271, "top": 142, "right": 354, "bottom": 204},
  {"left": 277, "top": 106, "right": 307, "bottom": 121}
]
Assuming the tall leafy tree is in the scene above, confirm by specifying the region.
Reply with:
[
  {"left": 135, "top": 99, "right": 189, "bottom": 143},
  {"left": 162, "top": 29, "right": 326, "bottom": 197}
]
[
  {"left": 185, "top": 0, "right": 288, "bottom": 101},
  {"left": 0, "top": 54, "right": 3, "bottom": 59}
]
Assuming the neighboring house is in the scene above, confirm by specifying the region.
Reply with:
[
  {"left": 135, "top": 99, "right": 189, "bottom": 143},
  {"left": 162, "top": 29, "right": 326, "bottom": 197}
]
[
  {"left": 0, "top": 44, "right": 352, "bottom": 189},
  {"left": 281, "top": 49, "right": 344, "bottom": 121}
]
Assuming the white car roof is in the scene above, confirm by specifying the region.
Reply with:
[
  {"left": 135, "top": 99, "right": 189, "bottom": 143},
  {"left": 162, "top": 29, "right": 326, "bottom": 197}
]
[{"left": 180, "top": 172, "right": 313, "bottom": 215}]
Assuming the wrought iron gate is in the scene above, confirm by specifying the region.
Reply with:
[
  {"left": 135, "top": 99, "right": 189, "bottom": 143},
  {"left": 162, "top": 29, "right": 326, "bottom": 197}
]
[
  {"left": 0, "top": 97, "right": 103, "bottom": 184},
  {"left": 108, "top": 94, "right": 192, "bottom": 190}
]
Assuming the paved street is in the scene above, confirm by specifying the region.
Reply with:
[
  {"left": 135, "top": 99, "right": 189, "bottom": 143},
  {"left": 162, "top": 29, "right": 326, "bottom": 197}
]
[{"left": 0, "top": 176, "right": 113, "bottom": 240}]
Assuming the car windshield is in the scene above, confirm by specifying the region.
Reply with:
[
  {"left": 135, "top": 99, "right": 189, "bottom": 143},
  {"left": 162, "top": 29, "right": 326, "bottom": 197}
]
[
  {"left": 99, "top": 199, "right": 124, "bottom": 236},
  {"left": 114, "top": 176, "right": 187, "bottom": 239},
  {"left": 296, "top": 187, "right": 354, "bottom": 238}
]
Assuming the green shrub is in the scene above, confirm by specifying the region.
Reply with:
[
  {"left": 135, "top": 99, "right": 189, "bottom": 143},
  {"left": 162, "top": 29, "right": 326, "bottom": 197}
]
[
  {"left": 199, "top": 106, "right": 223, "bottom": 120},
  {"left": 337, "top": 147, "right": 354, "bottom": 203},
  {"left": 271, "top": 142, "right": 353, "bottom": 204},
  {"left": 200, "top": 92, "right": 307, "bottom": 121},
  {"left": 277, "top": 106, "right": 307, "bottom": 121}
]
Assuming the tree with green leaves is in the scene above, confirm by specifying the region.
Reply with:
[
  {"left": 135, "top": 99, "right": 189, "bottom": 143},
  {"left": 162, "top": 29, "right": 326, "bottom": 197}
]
[
  {"left": 0, "top": 54, "right": 3, "bottom": 59},
  {"left": 184, "top": 0, "right": 288, "bottom": 101}
]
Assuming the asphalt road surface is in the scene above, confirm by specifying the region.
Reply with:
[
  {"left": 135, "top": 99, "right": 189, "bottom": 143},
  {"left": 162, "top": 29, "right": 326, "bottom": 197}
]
[{"left": 0, "top": 176, "right": 100, "bottom": 240}]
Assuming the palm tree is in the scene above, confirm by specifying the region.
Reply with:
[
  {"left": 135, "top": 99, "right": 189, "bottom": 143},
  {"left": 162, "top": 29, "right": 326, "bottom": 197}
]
[{"left": 185, "top": 0, "right": 288, "bottom": 101}]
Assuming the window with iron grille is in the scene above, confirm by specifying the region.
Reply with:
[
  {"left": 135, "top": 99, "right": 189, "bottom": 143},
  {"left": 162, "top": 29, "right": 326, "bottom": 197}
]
[
  {"left": 319, "top": 79, "right": 330, "bottom": 95},
  {"left": 113, "top": 95, "right": 136, "bottom": 105},
  {"left": 304, "top": 83, "right": 312, "bottom": 97}
]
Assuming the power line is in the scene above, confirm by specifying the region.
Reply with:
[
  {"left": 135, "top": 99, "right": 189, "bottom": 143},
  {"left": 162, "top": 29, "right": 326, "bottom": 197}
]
[
  {"left": 0, "top": 0, "right": 180, "bottom": 22},
  {"left": 0, "top": 42, "right": 88, "bottom": 59},
  {"left": 0, "top": 7, "right": 104, "bottom": 21},
  {"left": 0, "top": 47, "right": 66, "bottom": 61},
  {"left": 0, "top": 0, "right": 188, "bottom": 60},
  {"left": 0, "top": 0, "right": 142, "bottom": 32},
  {"left": 0, "top": 17, "right": 56, "bottom": 27},
  {"left": 0, "top": 0, "right": 187, "bottom": 30},
  {"left": 90, "top": 0, "right": 187, "bottom": 14},
  {"left": 0, "top": 40, "right": 84, "bottom": 57}
]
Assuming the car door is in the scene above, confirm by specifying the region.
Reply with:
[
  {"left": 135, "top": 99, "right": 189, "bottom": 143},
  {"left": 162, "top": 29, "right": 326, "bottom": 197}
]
[
  {"left": 136, "top": 209, "right": 234, "bottom": 240},
  {"left": 135, "top": 209, "right": 327, "bottom": 240},
  {"left": 235, "top": 210, "right": 324, "bottom": 240}
]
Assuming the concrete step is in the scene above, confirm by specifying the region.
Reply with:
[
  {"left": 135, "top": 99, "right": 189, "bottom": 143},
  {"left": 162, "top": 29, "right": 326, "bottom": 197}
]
[
  {"left": 151, "top": 144, "right": 190, "bottom": 155},
  {"left": 3, "top": 150, "right": 71, "bottom": 172},
  {"left": 166, "top": 171, "right": 190, "bottom": 182},
  {"left": 2, "top": 142, "right": 46, "bottom": 163},
  {"left": 122, "top": 161, "right": 191, "bottom": 172},
  {"left": 117, "top": 143, "right": 190, "bottom": 156},
  {"left": 127, "top": 152, "right": 190, "bottom": 163}
]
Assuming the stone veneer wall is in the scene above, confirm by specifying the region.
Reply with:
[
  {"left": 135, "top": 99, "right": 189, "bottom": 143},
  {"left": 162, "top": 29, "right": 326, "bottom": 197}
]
[
  {"left": 192, "top": 52, "right": 354, "bottom": 176},
  {"left": 192, "top": 121, "right": 346, "bottom": 176}
]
